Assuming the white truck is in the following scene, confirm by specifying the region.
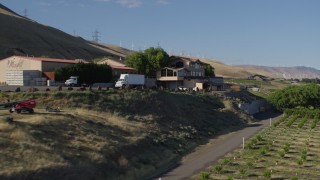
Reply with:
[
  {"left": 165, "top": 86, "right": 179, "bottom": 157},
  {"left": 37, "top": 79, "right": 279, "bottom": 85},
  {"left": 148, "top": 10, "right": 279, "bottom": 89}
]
[
  {"left": 65, "top": 76, "right": 79, "bottom": 86},
  {"left": 115, "top": 74, "right": 145, "bottom": 88}
]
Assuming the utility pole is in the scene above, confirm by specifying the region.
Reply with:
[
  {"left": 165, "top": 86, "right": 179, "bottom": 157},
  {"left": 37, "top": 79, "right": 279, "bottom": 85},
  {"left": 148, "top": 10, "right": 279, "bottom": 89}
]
[
  {"left": 23, "top": 8, "right": 28, "bottom": 18},
  {"left": 92, "top": 29, "right": 100, "bottom": 43}
]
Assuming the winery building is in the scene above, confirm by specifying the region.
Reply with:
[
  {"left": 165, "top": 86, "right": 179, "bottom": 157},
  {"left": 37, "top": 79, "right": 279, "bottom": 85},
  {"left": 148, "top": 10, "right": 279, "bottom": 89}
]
[{"left": 0, "top": 56, "right": 86, "bottom": 86}]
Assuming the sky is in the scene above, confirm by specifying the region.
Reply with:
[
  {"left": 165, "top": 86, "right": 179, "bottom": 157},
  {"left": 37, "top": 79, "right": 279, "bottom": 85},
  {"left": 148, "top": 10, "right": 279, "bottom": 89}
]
[{"left": 0, "top": 0, "right": 320, "bottom": 69}]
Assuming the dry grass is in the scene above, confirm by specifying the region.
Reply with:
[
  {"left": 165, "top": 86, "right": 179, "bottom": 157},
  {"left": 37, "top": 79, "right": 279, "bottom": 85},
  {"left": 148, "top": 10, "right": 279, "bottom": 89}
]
[
  {"left": 0, "top": 90, "right": 249, "bottom": 179},
  {"left": 0, "top": 5, "right": 129, "bottom": 60}
]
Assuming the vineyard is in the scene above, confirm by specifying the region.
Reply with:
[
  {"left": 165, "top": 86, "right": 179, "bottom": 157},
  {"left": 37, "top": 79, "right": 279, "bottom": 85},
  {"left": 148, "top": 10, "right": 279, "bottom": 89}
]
[{"left": 198, "top": 109, "right": 320, "bottom": 180}]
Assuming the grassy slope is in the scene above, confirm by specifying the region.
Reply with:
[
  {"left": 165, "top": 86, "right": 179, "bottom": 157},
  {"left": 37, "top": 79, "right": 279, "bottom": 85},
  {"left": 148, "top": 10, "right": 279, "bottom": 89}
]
[
  {"left": 0, "top": 90, "right": 249, "bottom": 179},
  {"left": 0, "top": 5, "right": 130, "bottom": 60},
  {"left": 199, "top": 58, "right": 277, "bottom": 79}
]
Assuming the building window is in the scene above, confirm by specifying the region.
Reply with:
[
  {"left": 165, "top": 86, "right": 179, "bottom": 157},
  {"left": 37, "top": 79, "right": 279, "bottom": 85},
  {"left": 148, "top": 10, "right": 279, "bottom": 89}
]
[
  {"left": 167, "top": 69, "right": 173, "bottom": 76},
  {"left": 161, "top": 69, "right": 167, "bottom": 76}
]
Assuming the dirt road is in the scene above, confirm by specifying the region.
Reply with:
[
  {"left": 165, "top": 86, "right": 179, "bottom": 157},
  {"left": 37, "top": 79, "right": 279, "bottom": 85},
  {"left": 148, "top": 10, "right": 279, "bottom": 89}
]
[{"left": 158, "top": 113, "right": 281, "bottom": 180}]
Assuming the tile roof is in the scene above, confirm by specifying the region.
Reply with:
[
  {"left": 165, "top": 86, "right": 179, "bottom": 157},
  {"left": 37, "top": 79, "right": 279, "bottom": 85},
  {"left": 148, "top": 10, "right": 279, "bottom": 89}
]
[{"left": 110, "top": 65, "right": 135, "bottom": 70}]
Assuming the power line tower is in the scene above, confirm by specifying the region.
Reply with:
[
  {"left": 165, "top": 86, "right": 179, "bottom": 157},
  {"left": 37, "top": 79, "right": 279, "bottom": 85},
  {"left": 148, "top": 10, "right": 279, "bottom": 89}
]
[
  {"left": 92, "top": 29, "right": 100, "bottom": 42},
  {"left": 23, "top": 8, "right": 28, "bottom": 18}
]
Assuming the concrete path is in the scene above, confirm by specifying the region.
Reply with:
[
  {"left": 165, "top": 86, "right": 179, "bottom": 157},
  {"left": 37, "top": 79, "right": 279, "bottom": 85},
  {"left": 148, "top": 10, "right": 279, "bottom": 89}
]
[{"left": 158, "top": 113, "right": 281, "bottom": 180}]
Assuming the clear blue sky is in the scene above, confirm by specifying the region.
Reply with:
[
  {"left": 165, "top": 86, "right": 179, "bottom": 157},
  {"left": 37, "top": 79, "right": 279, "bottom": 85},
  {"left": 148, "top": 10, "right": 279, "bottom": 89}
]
[{"left": 1, "top": 0, "right": 320, "bottom": 68}]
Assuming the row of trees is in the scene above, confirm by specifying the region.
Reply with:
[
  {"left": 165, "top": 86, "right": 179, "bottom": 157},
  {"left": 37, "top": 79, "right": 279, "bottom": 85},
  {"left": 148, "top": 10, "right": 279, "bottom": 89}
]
[
  {"left": 268, "top": 83, "right": 320, "bottom": 110},
  {"left": 54, "top": 63, "right": 112, "bottom": 84}
]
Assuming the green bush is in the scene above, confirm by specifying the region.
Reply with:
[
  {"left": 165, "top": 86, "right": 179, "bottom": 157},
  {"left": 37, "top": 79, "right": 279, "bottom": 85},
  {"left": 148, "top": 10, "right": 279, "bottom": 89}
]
[
  {"left": 246, "top": 161, "right": 254, "bottom": 168},
  {"left": 268, "top": 84, "right": 320, "bottom": 110},
  {"left": 278, "top": 150, "right": 285, "bottom": 158},
  {"left": 198, "top": 171, "right": 210, "bottom": 180},
  {"left": 239, "top": 169, "right": 246, "bottom": 175},
  {"left": 213, "top": 165, "right": 222, "bottom": 173},
  {"left": 283, "top": 143, "right": 290, "bottom": 153},
  {"left": 263, "top": 170, "right": 272, "bottom": 178},
  {"left": 223, "top": 158, "right": 231, "bottom": 165}
]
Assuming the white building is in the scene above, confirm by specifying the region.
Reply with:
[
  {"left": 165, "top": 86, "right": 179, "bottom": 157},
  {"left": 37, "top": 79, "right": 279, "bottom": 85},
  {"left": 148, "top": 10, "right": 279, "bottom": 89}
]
[{"left": 0, "top": 56, "right": 86, "bottom": 86}]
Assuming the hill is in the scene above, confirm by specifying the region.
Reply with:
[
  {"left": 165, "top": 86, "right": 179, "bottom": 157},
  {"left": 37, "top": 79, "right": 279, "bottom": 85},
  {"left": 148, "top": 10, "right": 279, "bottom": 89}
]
[
  {"left": 237, "top": 65, "right": 320, "bottom": 79},
  {"left": 0, "top": 4, "right": 129, "bottom": 60},
  {"left": 200, "top": 58, "right": 320, "bottom": 79},
  {"left": 0, "top": 90, "right": 252, "bottom": 179}
]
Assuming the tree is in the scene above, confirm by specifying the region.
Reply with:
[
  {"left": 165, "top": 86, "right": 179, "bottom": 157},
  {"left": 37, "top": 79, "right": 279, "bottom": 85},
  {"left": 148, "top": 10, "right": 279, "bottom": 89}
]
[
  {"left": 204, "top": 64, "right": 215, "bottom": 77},
  {"left": 125, "top": 47, "right": 169, "bottom": 76},
  {"left": 54, "top": 63, "right": 112, "bottom": 83},
  {"left": 125, "top": 51, "right": 147, "bottom": 74},
  {"left": 268, "top": 83, "right": 320, "bottom": 111}
]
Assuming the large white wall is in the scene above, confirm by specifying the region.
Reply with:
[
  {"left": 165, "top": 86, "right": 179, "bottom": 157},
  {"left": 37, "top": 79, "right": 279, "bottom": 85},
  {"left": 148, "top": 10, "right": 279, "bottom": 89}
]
[{"left": 0, "top": 56, "right": 42, "bottom": 83}]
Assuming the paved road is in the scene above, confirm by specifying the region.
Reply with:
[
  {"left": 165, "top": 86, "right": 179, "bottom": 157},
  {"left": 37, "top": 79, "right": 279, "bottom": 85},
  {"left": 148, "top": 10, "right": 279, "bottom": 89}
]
[
  {"left": 158, "top": 113, "right": 281, "bottom": 180},
  {"left": 0, "top": 85, "right": 113, "bottom": 92}
]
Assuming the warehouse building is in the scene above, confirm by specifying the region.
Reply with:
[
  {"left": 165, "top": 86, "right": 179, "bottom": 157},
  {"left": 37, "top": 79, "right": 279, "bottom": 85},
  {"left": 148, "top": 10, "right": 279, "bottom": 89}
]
[{"left": 0, "top": 56, "right": 86, "bottom": 86}]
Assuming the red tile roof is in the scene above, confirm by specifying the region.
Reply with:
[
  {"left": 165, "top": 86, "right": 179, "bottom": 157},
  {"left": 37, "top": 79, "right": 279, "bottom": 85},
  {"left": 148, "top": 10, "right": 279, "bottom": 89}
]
[
  {"left": 110, "top": 65, "right": 135, "bottom": 70},
  {"left": 1, "top": 55, "right": 88, "bottom": 64}
]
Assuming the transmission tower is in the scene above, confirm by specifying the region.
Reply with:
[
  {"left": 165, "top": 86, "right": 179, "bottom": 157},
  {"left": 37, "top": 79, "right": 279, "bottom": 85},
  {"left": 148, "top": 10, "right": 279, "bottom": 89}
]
[
  {"left": 92, "top": 29, "right": 100, "bottom": 42},
  {"left": 23, "top": 8, "right": 28, "bottom": 18}
]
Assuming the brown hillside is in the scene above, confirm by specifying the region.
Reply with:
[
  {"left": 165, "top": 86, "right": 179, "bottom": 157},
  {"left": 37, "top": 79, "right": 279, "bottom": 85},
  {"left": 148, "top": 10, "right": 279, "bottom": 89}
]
[
  {"left": 199, "top": 58, "right": 252, "bottom": 78},
  {"left": 200, "top": 58, "right": 285, "bottom": 78},
  {"left": 0, "top": 4, "right": 129, "bottom": 60}
]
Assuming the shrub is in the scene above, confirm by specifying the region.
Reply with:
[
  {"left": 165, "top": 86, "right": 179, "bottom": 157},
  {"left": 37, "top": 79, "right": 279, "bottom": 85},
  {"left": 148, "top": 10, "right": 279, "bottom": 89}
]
[
  {"left": 291, "top": 176, "right": 299, "bottom": 180},
  {"left": 15, "top": 87, "right": 21, "bottom": 92},
  {"left": 246, "top": 161, "right": 254, "bottom": 168},
  {"left": 223, "top": 158, "right": 231, "bottom": 165},
  {"left": 1, "top": 117, "right": 14, "bottom": 124},
  {"left": 213, "top": 165, "right": 222, "bottom": 173},
  {"left": 260, "top": 147, "right": 267, "bottom": 155},
  {"left": 297, "top": 159, "right": 303, "bottom": 166},
  {"left": 278, "top": 150, "right": 285, "bottom": 158},
  {"left": 283, "top": 143, "right": 290, "bottom": 153},
  {"left": 298, "top": 115, "right": 308, "bottom": 128},
  {"left": 28, "top": 87, "right": 39, "bottom": 92},
  {"left": 263, "top": 170, "right": 272, "bottom": 178},
  {"left": 239, "top": 169, "right": 246, "bottom": 175},
  {"left": 256, "top": 135, "right": 263, "bottom": 141},
  {"left": 198, "top": 171, "right": 210, "bottom": 180}
]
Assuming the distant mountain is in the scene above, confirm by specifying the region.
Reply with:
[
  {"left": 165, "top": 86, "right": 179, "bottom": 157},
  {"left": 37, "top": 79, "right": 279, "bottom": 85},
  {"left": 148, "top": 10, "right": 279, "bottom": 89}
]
[
  {"left": 0, "top": 3, "right": 130, "bottom": 60},
  {"left": 237, "top": 65, "right": 320, "bottom": 79},
  {"left": 199, "top": 57, "right": 320, "bottom": 79}
]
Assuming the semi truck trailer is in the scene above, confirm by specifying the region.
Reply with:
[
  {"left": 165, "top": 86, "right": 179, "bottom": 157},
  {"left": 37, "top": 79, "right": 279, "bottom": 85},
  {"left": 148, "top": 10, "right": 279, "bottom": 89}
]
[{"left": 115, "top": 74, "right": 145, "bottom": 88}]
